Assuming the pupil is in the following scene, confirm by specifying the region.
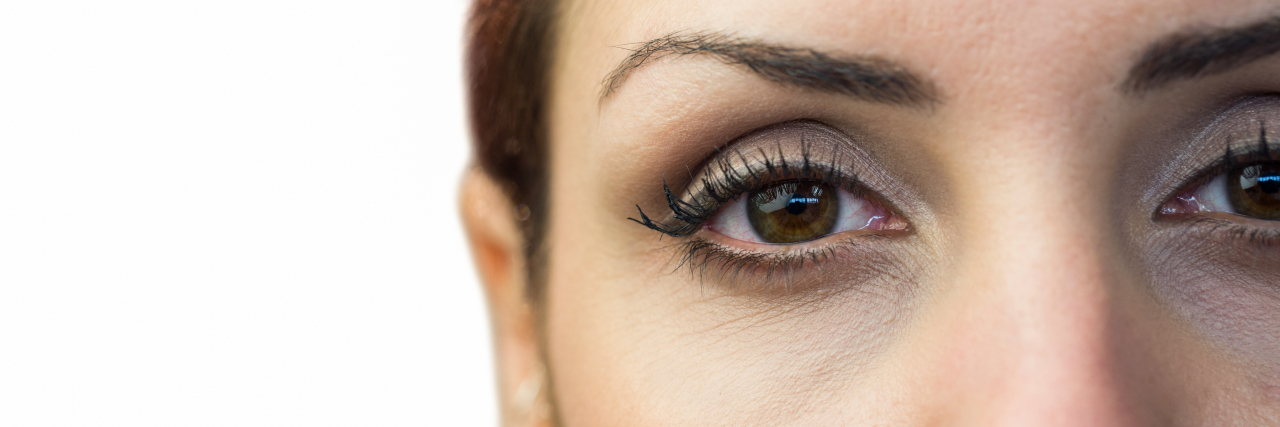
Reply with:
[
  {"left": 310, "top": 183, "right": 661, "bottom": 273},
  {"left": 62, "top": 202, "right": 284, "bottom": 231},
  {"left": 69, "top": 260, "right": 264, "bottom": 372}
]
[
  {"left": 785, "top": 194, "right": 808, "bottom": 215},
  {"left": 745, "top": 180, "right": 839, "bottom": 244},
  {"left": 1228, "top": 162, "right": 1280, "bottom": 220},
  {"left": 1261, "top": 174, "right": 1280, "bottom": 194}
]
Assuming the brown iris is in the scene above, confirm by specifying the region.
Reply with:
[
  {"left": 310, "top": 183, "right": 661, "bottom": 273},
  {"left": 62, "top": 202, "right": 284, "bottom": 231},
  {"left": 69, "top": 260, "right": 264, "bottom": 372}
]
[
  {"left": 1229, "top": 162, "right": 1280, "bottom": 219},
  {"left": 746, "top": 180, "right": 838, "bottom": 243}
]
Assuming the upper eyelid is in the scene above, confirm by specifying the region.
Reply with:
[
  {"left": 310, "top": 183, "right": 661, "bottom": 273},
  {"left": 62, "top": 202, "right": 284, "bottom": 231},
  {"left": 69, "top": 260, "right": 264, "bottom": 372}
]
[
  {"left": 630, "top": 121, "right": 881, "bottom": 237},
  {"left": 1143, "top": 94, "right": 1280, "bottom": 208},
  {"left": 684, "top": 144, "right": 859, "bottom": 206},
  {"left": 680, "top": 121, "right": 865, "bottom": 198},
  {"left": 630, "top": 147, "right": 863, "bottom": 237},
  {"left": 1161, "top": 127, "right": 1280, "bottom": 207}
]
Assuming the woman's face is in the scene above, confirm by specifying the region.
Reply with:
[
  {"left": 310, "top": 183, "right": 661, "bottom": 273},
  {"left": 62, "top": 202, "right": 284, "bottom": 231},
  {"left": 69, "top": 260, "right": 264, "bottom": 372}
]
[{"left": 531, "top": 0, "right": 1280, "bottom": 424}]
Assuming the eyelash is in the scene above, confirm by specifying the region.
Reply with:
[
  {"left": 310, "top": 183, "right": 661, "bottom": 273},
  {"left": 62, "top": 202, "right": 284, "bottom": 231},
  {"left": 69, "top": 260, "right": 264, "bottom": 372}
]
[
  {"left": 1210, "top": 124, "right": 1273, "bottom": 180},
  {"left": 662, "top": 235, "right": 890, "bottom": 289},
  {"left": 628, "top": 137, "right": 893, "bottom": 286},
  {"left": 629, "top": 140, "right": 861, "bottom": 237},
  {"left": 1181, "top": 216, "right": 1280, "bottom": 247},
  {"left": 635, "top": 120, "right": 1280, "bottom": 284},
  {"left": 1162, "top": 122, "right": 1280, "bottom": 246}
]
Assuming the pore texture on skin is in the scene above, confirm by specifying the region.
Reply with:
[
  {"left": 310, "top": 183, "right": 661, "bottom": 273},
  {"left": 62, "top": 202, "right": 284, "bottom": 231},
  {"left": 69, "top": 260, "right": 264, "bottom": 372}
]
[{"left": 472, "top": 0, "right": 1280, "bottom": 424}]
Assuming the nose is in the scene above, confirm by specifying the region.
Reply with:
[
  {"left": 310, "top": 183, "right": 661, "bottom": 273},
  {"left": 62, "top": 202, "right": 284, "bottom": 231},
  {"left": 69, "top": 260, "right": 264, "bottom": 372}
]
[
  {"left": 921, "top": 155, "right": 1164, "bottom": 426},
  {"left": 956, "top": 233, "right": 1132, "bottom": 425}
]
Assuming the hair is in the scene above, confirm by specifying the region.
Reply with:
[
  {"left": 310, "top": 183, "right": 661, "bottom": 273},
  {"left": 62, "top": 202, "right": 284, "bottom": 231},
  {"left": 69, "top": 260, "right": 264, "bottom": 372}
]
[
  {"left": 466, "top": 0, "right": 560, "bottom": 303},
  {"left": 467, "top": 2, "right": 564, "bottom": 423}
]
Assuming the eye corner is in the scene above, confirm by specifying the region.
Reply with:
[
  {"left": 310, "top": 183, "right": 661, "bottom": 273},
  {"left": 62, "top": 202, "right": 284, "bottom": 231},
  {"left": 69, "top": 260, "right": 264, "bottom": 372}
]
[
  {"left": 1155, "top": 154, "right": 1280, "bottom": 222},
  {"left": 1153, "top": 188, "right": 1202, "bottom": 219}
]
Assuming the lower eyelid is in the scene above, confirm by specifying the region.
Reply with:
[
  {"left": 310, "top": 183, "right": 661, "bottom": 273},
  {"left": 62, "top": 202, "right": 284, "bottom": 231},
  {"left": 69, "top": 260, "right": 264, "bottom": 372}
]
[
  {"left": 1171, "top": 216, "right": 1280, "bottom": 250},
  {"left": 669, "top": 235, "right": 907, "bottom": 296},
  {"left": 698, "top": 226, "right": 861, "bottom": 253}
]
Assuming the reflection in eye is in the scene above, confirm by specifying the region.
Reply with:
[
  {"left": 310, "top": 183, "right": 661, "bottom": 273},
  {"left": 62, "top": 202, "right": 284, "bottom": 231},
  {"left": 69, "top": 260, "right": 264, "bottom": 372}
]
[
  {"left": 1232, "top": 163, "right": 1280, "bottom": 218},
  {"left": 708, "top": 179, "right": 898, "bottom": 244},
  {"left": 631, "top": 120, "right": 912, "bottom": 264},
  {"left": 1162, "top": 161, "right": 1280, "bottom": 220}
]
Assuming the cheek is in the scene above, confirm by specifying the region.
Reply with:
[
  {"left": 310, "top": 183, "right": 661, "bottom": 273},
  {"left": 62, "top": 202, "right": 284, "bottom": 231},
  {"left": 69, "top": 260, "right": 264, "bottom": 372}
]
[
  {"left": 1145, "top": 231, "right": 1280, "bottom": 368},
  {"left": 1160, "top": 269, "right": 1280, "bottom": 360},
  {"left": 548, "top": 276, "right": 921, "bottom": 425}
]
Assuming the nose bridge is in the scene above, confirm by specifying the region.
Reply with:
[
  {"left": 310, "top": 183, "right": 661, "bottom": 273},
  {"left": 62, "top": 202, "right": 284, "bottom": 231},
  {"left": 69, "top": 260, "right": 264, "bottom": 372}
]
[
  {"left": 941, "top": 125, "right": 1136, "bottom": 425},
  {"left": 981, "top": 211, "right": 1128, "bottom": 425}
]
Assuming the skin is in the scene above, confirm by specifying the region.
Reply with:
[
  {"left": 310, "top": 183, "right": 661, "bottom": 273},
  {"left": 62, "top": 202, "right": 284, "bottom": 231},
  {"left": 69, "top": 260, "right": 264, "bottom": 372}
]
[{"left": 463, "top": 0, "right": 1280, "bottom": 425}]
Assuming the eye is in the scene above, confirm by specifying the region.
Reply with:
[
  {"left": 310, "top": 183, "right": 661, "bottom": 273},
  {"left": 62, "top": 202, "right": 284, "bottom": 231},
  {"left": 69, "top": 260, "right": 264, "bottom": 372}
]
[
  {"left": 1162, "top": 160, "right": 1280, "bottom": 220},
  {"left": 707, "top": 179, "right": 901, "bottom": 244}
]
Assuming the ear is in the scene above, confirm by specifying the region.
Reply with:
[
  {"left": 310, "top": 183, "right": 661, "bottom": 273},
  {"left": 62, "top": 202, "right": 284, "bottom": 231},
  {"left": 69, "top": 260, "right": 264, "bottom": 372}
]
[{"left": 459, "top": 167, "right": 548, "bottom": 425}]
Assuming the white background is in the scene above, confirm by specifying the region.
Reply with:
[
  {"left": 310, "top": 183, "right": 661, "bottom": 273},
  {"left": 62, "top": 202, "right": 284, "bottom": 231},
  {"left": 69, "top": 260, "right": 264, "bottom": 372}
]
[{"left": 0, "top": 1, "right": 496, "bottom": 425}]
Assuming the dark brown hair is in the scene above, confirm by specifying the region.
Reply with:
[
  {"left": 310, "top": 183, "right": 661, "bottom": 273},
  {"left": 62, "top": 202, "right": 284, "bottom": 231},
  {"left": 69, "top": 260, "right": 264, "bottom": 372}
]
[{"left": 466, "top": 0, "right": 559, "bottom": 302}]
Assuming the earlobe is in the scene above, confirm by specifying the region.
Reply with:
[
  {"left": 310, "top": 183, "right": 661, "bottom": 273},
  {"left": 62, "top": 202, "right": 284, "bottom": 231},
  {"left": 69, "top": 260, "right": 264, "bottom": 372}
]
[{"left": 459, "top": 166, "right": 549, "bottom": 426}]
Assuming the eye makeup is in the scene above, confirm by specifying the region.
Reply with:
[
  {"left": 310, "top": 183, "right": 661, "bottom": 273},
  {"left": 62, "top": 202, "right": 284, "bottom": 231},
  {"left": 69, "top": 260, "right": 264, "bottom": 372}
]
[
  {"left": 1153, "top": 96, "right": 1280, "bottom": 248},
  {"left": 707, "top": 179, "right": 900, "bottom": 244},
  {"left": 1161, "top": 124, "right": 1280, "bottom": 219},
  {"left": 628, "top": 120, "right": 912, "bottom": 289},
  {"left": 1138, "top": 97, "right": 1280, "bottom": 362}
]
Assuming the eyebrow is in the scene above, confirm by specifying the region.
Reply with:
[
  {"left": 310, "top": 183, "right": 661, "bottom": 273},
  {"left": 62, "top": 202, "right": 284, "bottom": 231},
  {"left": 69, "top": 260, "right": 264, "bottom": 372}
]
[
  {"left": 1125, "top": 16, "right": 1280, "bottom": 93},
  {"left": 599, "top": 32, "right": 937, "bottom": 107}
]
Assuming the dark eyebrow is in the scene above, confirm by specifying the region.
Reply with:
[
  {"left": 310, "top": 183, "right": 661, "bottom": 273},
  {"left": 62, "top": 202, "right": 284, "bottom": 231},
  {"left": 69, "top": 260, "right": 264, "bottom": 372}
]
[
  {"left": 600, "top": 32, "right": 938, "bottom": 107},
  {"left": 1125, "top": 16, "right": 1280, "bottom": 93}
]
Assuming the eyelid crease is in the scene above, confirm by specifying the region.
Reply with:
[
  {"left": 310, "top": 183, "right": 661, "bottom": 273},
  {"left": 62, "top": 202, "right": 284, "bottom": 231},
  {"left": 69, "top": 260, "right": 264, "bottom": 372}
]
[
  {"left": 1172, "top": 131, "right": 1274, "bottom": 203},
  {"left": 1153, "top": 116, "right": 1280, "bottom": 213},
  {"left": 629, "top": 121, "right": 868, "bottom": 238},
  {"left": 1142, "top": 96, "right": 1280, "bottom": 204}
]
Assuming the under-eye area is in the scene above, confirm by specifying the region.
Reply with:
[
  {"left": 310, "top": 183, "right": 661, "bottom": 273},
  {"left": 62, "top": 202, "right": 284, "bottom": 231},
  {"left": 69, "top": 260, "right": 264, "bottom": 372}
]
[
  {"left": 629, "top": 121, "right": 912, "bottom": 292},
  {"left": 464, "top": 1, "right": 1280, "bottom": 423}
]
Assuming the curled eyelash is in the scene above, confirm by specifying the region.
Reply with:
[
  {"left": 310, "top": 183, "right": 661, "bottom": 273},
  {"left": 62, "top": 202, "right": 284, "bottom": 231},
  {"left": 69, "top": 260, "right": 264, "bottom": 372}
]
[{"left": 627, "top": 135, "right": 860, "bottom": 238}]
